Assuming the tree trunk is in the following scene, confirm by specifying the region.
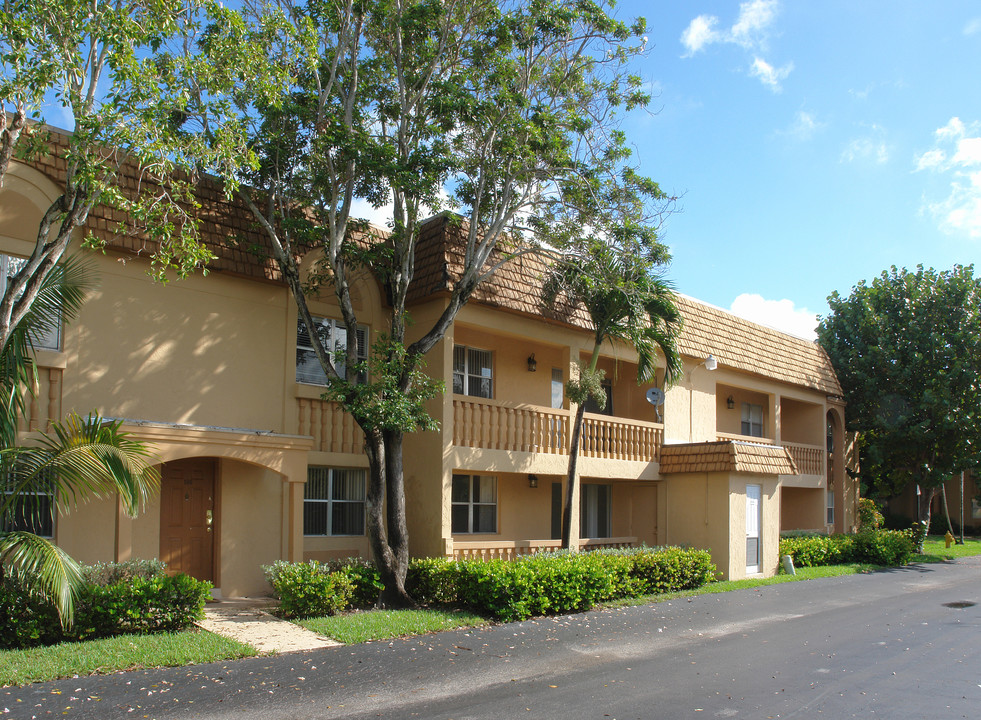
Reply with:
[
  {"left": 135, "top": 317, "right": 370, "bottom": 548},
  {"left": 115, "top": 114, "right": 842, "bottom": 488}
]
[
  {"left": 917, "top": 485, "right": 938, "bottom": 533},
  {"left": 362, "top": 430, "right": 412, "bottom": 608},
  {"left": 379, "top": 428, "right": 413, "bottom": 608},
  {"left": 561, "top": 402, "right": 587, "bottom": 550}
]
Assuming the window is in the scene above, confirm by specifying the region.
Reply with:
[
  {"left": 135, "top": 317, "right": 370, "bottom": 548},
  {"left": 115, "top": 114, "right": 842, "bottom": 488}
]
[
  {"left": 296, "top": 317, "right": 367, "bottom": 386},
  {"left": 0, "top": 254, "right": 60, "bottom": 350},
  {"left": 303, "top": 467, "right": 366, "bottom": 536},
  {"left": 580, "top": 484, "right": 611, "bottom": 538},
  {"left": 2, "top": 471, "right": 55, "bottom": 538},
  {"left": 550, "top": 368, "right": 564, "bottom": 409},
  {"left": 451, "top": 474, "right": 497, "bottom": 533},
  {"left": 826, "top": 488, "right": 835, "bottom": 525},
  {"left": 741, "top": 402, "right": 764, "bottom": 437},
  {"left": 452, "top": 346, "right": 493, "bottom": 398}
]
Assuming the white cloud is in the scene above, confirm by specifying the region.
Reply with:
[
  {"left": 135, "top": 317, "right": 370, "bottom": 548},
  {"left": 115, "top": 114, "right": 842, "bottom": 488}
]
[
  {"left": 729, "top": 294, "right": 818, "bottom": 341},
  {"left": 750, "top": 57, "right": 793, "bottom": 92},
  {"left": 680, "top": 1, "right": 790, "bottom": 90},
  {"left": 681, "top": 15, "right": 720, "bottom": 56},
  {"left": 965, "top": 18, "right": 981, "bottom": 36},
  {"left": 915, "top": 148, "right": 946, "bottom": 171},
  {"left": 840, "top": 137, "right": 890, "bottom": 164},
  {"left": 730, "top": 0, "right": 779, "bottom": 49},
  {"left": 780, "top": 110, "right": 823, "bottom": 141},
  {"left": 916, "top": 117, "right": 981, "bottom": 238}
]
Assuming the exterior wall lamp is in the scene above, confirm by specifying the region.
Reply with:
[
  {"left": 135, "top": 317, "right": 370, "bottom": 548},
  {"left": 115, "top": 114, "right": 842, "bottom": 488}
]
[
  {"left": 527, "top": 353, "right": 537, "bottom": 372},
  {"left": 528, "top": 474, "right": 539, "bottom": 488},
  {"left": 727, "top": 395, "right": 735, "bottom": 410}
]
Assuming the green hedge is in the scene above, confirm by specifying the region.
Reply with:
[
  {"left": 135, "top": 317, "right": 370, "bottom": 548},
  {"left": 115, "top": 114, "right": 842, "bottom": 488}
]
[
  {"left": 0, "top": 561, "right": 211, "bottom": 650},
  {"left": 452, "top": 547, "right": 715, "bottom": 622},
  {"left": 780, "top": 529, "right": 914, "bottom": 568},
  {"left": 264, "top": 547, "right": 715, "bottom": 622},
  {"left": 263, "top": 560, "right": 354, "bottom": 619}
]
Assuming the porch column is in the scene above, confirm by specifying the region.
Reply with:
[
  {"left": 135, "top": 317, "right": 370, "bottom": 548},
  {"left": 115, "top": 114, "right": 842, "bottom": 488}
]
[{"left": 282, "top": 455, "right": 308, "bottom": 563}]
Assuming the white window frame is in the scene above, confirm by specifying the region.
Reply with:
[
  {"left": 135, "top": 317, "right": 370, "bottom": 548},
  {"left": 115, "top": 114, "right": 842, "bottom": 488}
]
[
  {"left": 826, "top": 488, "right": 835, "bottom": 525},
  {"left": 0, "top": 254, "right": 60, "bottom": 351},
  {"left": 741, "top": 402, "right": 764, "bottom": 438},
  {"left": 296, "top": 316, "right": 368, "bottom": 386},
  {"left": 451, "top": 474, "right": 497, "bottom": 534},
  {"left": 2, "top": 471, "right": 55, "bottom": 538},
  {"left": 452, "top": 345, "right": 493, "bottom": 399},
  {"left": 303, "top": 467, "right": 366, "bottom": 537}
]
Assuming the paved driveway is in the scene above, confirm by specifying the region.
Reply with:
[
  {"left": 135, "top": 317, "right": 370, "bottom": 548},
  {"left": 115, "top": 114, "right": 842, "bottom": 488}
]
[{"left": 4, "top": 557, "right": 979, "bottom": 719}]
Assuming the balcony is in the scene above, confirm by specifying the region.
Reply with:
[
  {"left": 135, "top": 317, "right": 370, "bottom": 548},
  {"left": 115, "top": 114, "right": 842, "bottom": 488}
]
[
  {"left": 717, "top": 432, "right": 825, "bottom": 478},
  {"left": 452, "top": 397, "right": 663, "bottom": 462}
]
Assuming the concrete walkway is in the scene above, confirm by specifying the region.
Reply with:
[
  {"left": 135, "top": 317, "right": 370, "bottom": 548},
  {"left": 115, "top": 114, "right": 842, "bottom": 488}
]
[{"left": 196, "top": 598, "right": 342, "bottom": 654}]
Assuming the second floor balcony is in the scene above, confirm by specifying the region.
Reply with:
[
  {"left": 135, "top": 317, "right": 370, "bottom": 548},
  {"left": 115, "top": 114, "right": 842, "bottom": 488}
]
[{"left": 452, "top": 396, "right": 664, "bottom": 463}]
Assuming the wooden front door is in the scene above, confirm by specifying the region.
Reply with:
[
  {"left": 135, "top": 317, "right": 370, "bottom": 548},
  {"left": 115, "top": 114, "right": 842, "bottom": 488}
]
[{"left": 160, "top": 459, "right": 216, "bottom": 582}]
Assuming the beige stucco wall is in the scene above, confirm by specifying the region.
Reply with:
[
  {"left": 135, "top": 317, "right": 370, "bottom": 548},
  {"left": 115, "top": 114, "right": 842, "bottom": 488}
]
[
  {"left": 664, "top": 471, "right": 779, "bottom": 580},
  {"left": 780, "top": 486, "right": 826, "bottom": 532}
]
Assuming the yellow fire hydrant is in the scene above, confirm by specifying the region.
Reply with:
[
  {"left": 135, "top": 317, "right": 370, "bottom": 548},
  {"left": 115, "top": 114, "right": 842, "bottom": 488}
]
[{"left": 945, "top": 531, "right": 955, "bottom": 548}]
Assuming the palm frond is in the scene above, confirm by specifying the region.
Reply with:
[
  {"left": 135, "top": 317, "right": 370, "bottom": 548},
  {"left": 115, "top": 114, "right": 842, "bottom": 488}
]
[{"left": 0, "top": 530, "right": 83, "bottom": 626}]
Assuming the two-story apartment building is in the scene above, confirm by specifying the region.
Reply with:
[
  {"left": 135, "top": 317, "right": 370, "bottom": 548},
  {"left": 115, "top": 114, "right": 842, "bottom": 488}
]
[{"left": 1, "top": 145, "right": 858, "bottom": 597}]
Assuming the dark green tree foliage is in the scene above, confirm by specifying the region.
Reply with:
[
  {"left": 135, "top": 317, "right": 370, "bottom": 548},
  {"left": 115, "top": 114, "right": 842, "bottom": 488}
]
[
  {"left": 817, "top": 265, "right": 981, "bottom": 527},
  {"left": 207, "top": 0, "right": 662, "bottom": 605}
]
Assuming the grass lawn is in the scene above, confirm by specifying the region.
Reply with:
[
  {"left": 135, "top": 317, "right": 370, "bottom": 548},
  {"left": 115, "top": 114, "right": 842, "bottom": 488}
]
[
  {"left": 0, "top": 629, "right": 257, "bottom": 687},
  {"left": 299, "top": 608, "right": 487, "bottom": 644},
  {"left": 914, "top": 534, "right": 981, "bottom": 563}
]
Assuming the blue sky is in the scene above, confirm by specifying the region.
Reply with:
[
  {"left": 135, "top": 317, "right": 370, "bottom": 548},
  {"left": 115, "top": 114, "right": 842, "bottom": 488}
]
[{"left": 615, "top": 0, "right": 981, "bottom": 338}]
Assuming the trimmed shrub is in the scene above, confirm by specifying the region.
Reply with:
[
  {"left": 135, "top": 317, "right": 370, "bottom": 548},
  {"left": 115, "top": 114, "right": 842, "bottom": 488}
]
[
  {"left": 779, "top": 534, "right": 854, "bottom": 567},
  {"left": 858, "top": 498, "right": 884, "bottom": 530},
  {"left": 263, "top": 560, "right": 354, "bottom": 619},
  {"left": 453, "top": 546, "right": 716, "bottom": 622},
  {"left": 853, "top": 529, "right": 913, "bottom": 566},
  {"left": 407, "top": 557, "right": 458, "bottom": 606},
  {"left": 0, "top": 570, "right": 63, "bottom": 649},
  {"left": 315, "top": 558, "right": 383, "bottom": 608},
  {"left": 0, "top": 561, "right": 211, "bottom": 649}
]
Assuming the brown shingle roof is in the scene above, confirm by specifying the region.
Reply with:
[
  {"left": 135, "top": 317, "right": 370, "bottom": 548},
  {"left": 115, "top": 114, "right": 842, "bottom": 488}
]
[
  {"left": 673, "top": 295, "right": 841, "bottom": 396},
  {"left": 659, "top": 441, "right": 798, "bottom": 476},
  {"left": 22, "top": 134, "right": 840, "bottom": 396}
]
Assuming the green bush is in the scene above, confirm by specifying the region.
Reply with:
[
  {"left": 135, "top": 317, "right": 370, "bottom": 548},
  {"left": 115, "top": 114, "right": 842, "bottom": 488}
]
[
  {"left": 407, "top": 557, "right": 458, "bottom": 605},
  {"left": 263, "top": 560, "right": 354, "bottom": 619},
  {"left": 779, "top": 529, "right": 914, "bottom": 568},
  {"left": 858, "top": 498, "right": 884, "bottom": 530},
  {"left": 453, "top": 547, "right": 715, "bottom": 622},
  {"left": 314, "top": 558, "right": 383, "bottom": 608},
  {"left": 0, "top": 570, "right": 63, "bottom": 649},
  {"left": 853, "top": 529, "right": 913, "bottom": 566},
  {"left": 0, "top": 561, "right": 211, "bottom": 649}
]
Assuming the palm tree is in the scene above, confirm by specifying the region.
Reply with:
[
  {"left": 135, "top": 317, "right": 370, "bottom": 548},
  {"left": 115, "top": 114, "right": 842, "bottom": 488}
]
[
  {"left": 0, "top": 256, "right": 159, "bottom": 625},
  {"left": 543, "top": 238, "right": 683, "bottom": 550}
]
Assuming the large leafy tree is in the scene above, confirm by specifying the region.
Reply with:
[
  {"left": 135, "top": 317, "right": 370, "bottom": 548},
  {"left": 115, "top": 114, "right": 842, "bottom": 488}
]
[
  {"left": 817, "top": 265, "right": 981, "bottom": 528},
  {"left": 205, "top": 0, "right": 660, "bottom": 605},
  {"left": 0, "top": 258, "right": 159, "bottom": 625},
  {"left": 0, "top": 0, "right": 252, "bottom": 349}
]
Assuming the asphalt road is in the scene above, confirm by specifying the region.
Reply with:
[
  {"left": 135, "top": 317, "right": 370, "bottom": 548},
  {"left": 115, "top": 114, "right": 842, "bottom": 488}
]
[{"left": 4, "top": 557, "right": 979, "bottom": 720}]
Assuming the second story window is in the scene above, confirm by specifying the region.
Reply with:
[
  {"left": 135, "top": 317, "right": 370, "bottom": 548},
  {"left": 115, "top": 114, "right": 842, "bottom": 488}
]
[
  {"left": 0, "top": 254, "right": 60, "bottom": 351},
  {"left": 452, "top": 345, "right": 493, "bottom": 398},
  {"left": 741, "top": 402, "right": 764, "bottom": 438},
  {"left": 296, "top": 317, "right": 367, "bottom": 386}
]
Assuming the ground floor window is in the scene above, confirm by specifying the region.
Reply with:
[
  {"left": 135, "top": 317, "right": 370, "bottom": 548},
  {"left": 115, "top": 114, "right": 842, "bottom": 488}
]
[
  {"left": 452, "top": 474, "right": 497, "bottom": 533},
  {"left": 826, "top": 488, "right": 835, "bottom": 525},
  {"left": 2, "top": 472, "right": 55, "bottom": 537},
  {"left": 580, "top": 483, "right": 611, "bottom": 538},
  {"left": 304, "top": 467, "right": 366, "bottom": 536}
]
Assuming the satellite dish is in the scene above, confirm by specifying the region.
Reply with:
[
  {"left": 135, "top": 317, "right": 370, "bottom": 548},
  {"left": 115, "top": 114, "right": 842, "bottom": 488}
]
[{"left": 645, "top": 387, "right": 665, "bottom": 406}]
